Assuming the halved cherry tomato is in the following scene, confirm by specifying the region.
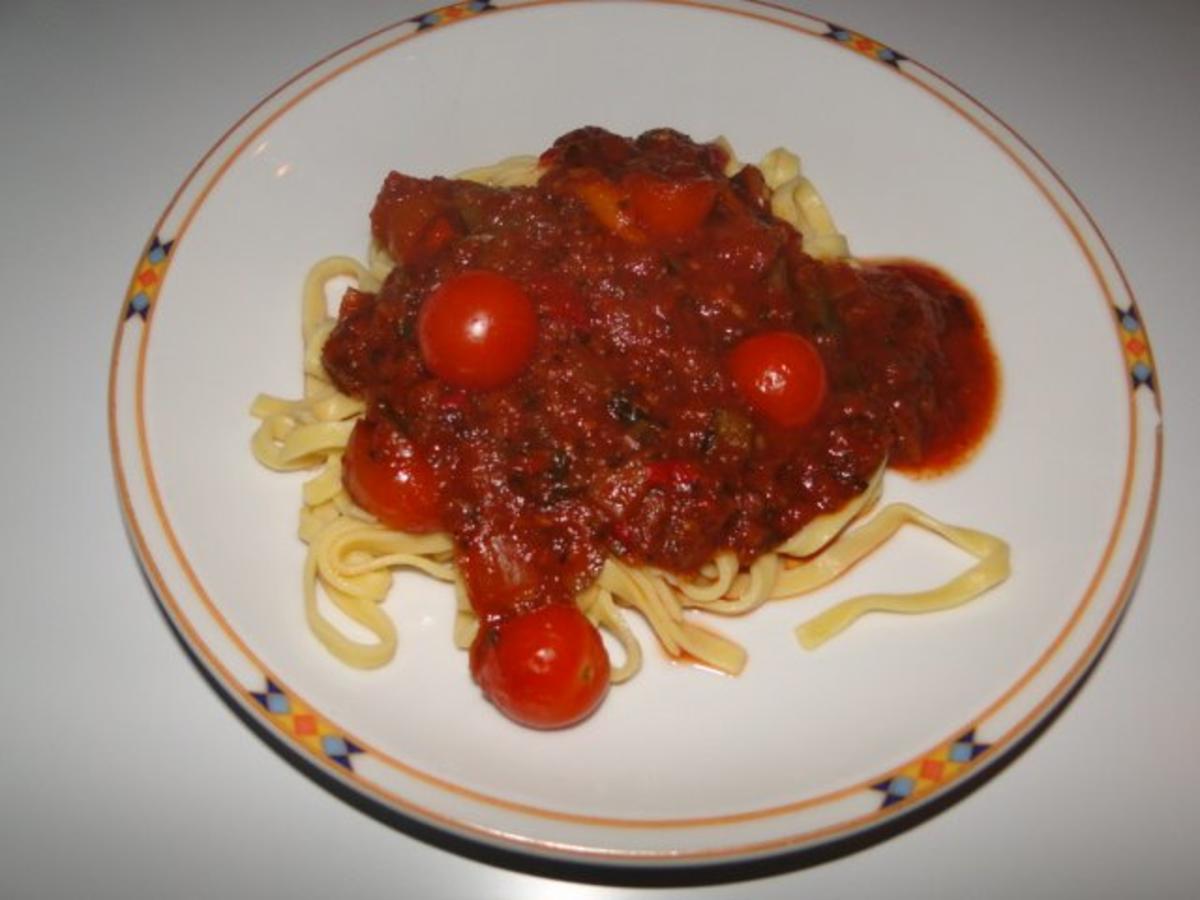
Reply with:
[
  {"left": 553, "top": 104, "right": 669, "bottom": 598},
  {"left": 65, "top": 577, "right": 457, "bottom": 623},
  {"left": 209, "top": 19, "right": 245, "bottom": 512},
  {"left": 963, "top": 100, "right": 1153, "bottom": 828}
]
[
  {"left": 566, "top": 174, "right": 646, "bottom": 244},
  {"left": 417, "top": 270, "right": 538, "bottom": 390},
  {"left": 343, "top": 417, "right": 442, "bottom": 532},
  {"left": 470, "top": 602, "right": 610, "bottom": 729},
  {"left": 727, "top": 331, "right": 828, "bottom": 428},
  {"left": 624, "top": 172, "right": 718, "bottom": 238}
]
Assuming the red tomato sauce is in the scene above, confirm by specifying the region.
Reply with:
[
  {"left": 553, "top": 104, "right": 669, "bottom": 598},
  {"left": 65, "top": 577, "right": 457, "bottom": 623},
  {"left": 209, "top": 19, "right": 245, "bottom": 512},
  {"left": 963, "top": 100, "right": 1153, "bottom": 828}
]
[{"left": 322, "top": 127, "right": 999, "bottom": 624}]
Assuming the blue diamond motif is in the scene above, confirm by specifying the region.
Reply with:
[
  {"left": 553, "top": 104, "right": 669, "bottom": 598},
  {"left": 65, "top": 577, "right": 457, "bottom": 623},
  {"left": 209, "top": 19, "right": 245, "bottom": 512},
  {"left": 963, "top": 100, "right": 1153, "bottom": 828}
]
[
  {"left": 949, "top": 741, "right": 973, "bottom": 763},
  {"left": 889, "top": 775, "right": 915, "bottom": 798},
  {"left": 322, "top": 735, "right": 348, "bottom": 757},
  {"left": 266, "top": 692, "right": 290, "bottom": 714},
  {"left": 125, "top": 292, "right": 151, "bottom": 320}
]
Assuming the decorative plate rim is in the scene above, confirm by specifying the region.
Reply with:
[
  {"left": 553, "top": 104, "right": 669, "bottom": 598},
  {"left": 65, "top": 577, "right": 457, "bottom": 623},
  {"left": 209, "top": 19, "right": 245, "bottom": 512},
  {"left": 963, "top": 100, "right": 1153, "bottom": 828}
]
[{"left": 108, "top": 0, "right": 1163, "bottom": 867}]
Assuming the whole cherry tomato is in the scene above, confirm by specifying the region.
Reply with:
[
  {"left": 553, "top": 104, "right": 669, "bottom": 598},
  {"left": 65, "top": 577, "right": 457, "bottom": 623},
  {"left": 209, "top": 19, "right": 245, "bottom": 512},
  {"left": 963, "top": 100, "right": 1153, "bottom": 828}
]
[
  {"left": 343, "top": 417, "right": 442, "bottom": 533},
  {"left": 470, "top": 602, "right": 610, "bottom": 729},
  {"left": 417, "top": 270, "right": 538, "bottom": 390},
  {"left": 727, "top": 331, "right": 828, "bottom": 428}
]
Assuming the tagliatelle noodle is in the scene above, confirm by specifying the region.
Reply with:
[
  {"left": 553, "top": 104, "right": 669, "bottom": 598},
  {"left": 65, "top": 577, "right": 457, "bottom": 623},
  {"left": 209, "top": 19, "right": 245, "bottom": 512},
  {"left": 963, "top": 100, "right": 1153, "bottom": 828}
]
[{"left": 789, "top": 505, "right": 1011, "bottom": 648}]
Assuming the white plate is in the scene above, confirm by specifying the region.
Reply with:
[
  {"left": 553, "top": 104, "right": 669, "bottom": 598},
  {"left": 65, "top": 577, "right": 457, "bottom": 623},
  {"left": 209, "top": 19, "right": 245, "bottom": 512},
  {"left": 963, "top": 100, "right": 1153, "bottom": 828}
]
[{"left": 109, "top": 0, "right": 1161, "bottom": 870}]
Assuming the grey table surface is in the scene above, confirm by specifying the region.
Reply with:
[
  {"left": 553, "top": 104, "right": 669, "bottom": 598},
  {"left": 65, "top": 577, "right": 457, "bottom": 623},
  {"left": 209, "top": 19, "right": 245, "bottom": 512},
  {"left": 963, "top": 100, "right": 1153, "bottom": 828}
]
[{"left": 2, "top": 1, "right": 1197, "bottom": 897}]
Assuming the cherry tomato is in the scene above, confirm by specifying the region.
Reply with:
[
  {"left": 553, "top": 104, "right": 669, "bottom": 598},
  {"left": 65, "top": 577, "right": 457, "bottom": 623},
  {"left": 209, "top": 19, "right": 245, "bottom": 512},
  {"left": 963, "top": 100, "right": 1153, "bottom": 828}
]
[
  {"left": 417, "top": 270, "right": 538, "bottom": 390},
  {"left": 343, "top": 417, "right": 442, "bottom": 533},
  {"left": 470, "top": 602, "right": 610, "bottom": 729},
  {"left": 727, "top": 331, "right": 828, "bottom": 428},
  {"left": 624, "top": 172, "right": 717, "bottom": 238},
  {"left": 567, "top": 174, "right": 646, "bottom": 244}
]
